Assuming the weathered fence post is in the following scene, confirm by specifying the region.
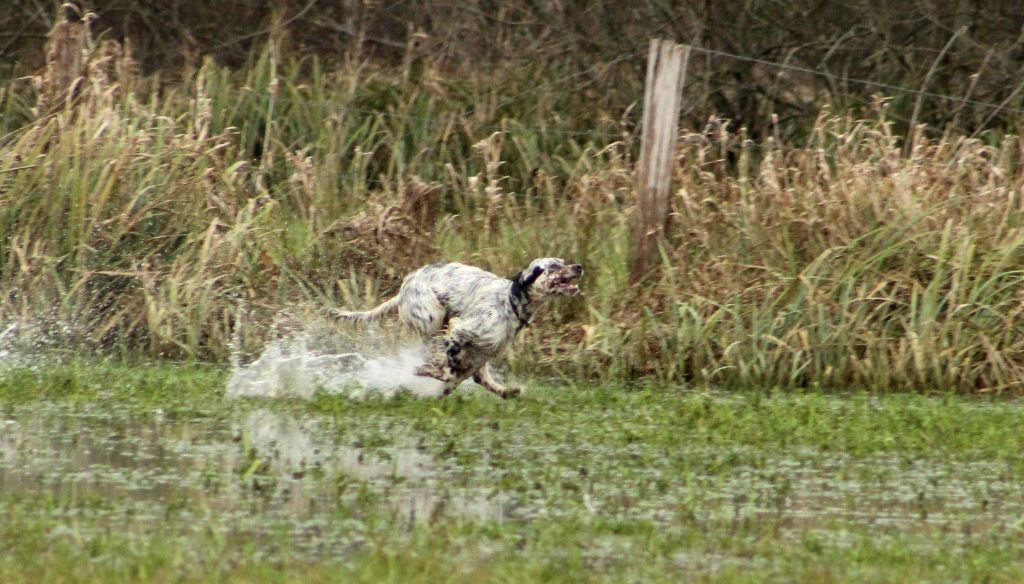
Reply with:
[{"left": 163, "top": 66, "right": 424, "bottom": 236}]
[
  {"left": 38, "top": 4, "right": 91, "bottom": 114},
  {"left": 630, "top": 39, "right": 690, "bottom": 283}
]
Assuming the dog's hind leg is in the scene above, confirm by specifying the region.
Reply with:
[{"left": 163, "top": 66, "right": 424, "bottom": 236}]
[
  {"left": 473, "top": 362, "right": 521, "bottom": 399},
  {"left": 397, "top": 282, "right": 451, "bottom": 378},
  {"left": 415, "top": 339, "right": 453, "bottom": 383},
  {"left": 414, "top": 317, "right": 471, "bottom": 383},
  {"left": 396, "top": 283, "right": 447, "bottom": 341},
  {"left": 415, "top": 335, "right": 465, "bottom": 384}
]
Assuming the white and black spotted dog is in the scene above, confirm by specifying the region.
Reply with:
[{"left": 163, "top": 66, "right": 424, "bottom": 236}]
[{"left": 332, "top": 258, "right": 583, "bottom": 398}]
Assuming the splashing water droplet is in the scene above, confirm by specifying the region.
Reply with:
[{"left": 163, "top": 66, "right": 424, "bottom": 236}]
[{"left": 226, "top": 334, "right": 445, "bottom": 400}]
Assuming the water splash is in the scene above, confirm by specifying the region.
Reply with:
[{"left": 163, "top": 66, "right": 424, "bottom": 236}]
[
  {"left": 0, "top": 323, "right": 21, "bottom": 367},
  {"left": 0, "top": 318, "right": 73, "bottom": 371},
  {"left": 226, "top": 329, "right": 445, "bottom": 400}
]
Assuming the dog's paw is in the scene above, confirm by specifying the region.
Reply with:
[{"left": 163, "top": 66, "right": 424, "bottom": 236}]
[{"left": 415, "top": 363, "right": 451, "bottom": 382}]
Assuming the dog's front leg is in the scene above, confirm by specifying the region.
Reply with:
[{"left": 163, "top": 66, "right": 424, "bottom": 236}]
[{"left": 473, "top": 362, "right": 521, "bottom": 399}]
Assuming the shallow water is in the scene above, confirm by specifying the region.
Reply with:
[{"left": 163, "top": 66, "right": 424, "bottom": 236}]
[
  {"left": 2, "top": 398, "right": 1021, "bottom": 563},
  {"left": 0, "top": 404, "right": 512, "bottom": 534}
]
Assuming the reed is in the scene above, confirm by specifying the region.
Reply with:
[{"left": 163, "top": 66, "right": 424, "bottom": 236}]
[{"left": 3, "top": 40, "right": 1024, "bottom": 393}]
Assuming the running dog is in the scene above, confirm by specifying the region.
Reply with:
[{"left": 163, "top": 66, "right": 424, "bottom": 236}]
[{"left": 332, "top": 258, "right": 582, "bottom": 398}]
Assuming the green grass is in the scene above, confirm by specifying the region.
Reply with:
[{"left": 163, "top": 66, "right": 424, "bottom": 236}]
[{"left": 2, "top": 361, "right": 1023, "bottom": 582}]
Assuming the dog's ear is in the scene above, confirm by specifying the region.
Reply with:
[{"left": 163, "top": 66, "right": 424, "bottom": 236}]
[
  {"left": 510, "top": 265, "right": 544, "bottom": 297},
  {"left": 524, "top": 265, "right": 544, "bottom": 285}
]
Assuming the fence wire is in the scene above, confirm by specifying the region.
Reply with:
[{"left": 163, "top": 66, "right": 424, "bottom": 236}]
[{"left": 688, "top": 45, "right": 1024, "bottom": 117}]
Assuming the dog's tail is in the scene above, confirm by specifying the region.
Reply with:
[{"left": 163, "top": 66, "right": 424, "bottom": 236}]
[{"left": 326, "top": 295, "right": 401, "bottom": 325}]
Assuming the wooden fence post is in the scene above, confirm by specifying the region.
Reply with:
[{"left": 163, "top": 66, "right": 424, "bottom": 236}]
[
  {"left": 630, "top": 39, "right": 690, "bottom": 283},
  {"left": 38, "top": 5, "right": 91, "bottom": 114}
]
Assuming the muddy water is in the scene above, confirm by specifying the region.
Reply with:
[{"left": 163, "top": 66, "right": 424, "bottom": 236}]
[{"left": 2, "top": 401, "right": 1022, "bottom": 558}]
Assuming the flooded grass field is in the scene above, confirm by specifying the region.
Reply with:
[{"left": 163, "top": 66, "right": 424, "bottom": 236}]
[{"left": 2, "top": 362, "right": 1024, "bottom": 582}]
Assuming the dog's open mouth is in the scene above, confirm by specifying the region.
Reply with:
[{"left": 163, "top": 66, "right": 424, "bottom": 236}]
[{"left": 552, "top": 265, "right": 583, "bottom": 296}]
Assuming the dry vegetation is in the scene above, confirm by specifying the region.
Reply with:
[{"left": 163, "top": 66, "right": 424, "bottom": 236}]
[{"left": 3, "top": 9, "right": 1024, "bottom": 392}]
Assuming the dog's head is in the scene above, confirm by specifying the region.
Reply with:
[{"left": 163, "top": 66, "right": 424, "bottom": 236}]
[{"left": 511, "top": 257, "right": 583, "bottom": 301}]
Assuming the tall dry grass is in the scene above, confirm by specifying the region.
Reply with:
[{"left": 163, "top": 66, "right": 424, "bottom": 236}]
[{"left": 3, "top": 35, "right": 1024, "bottom": 392}]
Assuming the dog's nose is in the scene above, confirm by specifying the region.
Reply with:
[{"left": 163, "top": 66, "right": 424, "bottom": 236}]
[{"left": 570, "top": 264, "right": 583, "bottom": 274}]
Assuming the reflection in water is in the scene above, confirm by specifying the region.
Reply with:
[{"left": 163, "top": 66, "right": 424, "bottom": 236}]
[
  {"left": 1, "top": 403, "right": 1021, "bottom": 560},
  {"left": 243, "top": 409, "right": 430, "bottom": 481},
  {"left": 0, "top": 406, "right": 509, "bottom": 530}
]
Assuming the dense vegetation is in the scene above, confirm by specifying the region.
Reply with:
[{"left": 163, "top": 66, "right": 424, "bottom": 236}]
[
  {"left": 6, "top": 1, "right": 1024, "bottom": 136},
  {"left": 4, "top": 5, "right": 1024, "bottom": 392}
]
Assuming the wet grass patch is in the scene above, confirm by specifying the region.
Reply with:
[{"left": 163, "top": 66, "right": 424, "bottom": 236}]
[{"left": 2, "top": 362, "right": 1024, "bottom": 582}]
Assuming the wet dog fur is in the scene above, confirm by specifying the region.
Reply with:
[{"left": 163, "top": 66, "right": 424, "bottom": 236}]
[{"left": 332, "top": 258, "right": 582, "bottom": 398}]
